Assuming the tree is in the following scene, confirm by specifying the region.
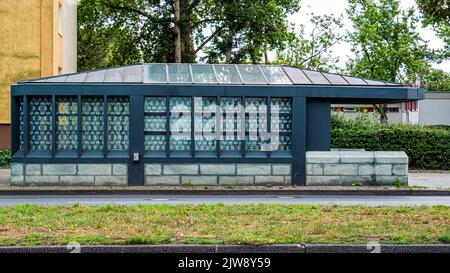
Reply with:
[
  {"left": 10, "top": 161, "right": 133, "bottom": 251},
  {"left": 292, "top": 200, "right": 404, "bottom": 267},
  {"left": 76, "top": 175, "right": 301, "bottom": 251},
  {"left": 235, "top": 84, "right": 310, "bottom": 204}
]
[
  {"left": 346, "top": 0, "right": 429, "bottom": 124},
  {"left": 416, "top": 0, "right": 450, "bottom": 25},
  {"left": 201, "top": 0, "right": 300, "bottom": 64},
  {"left": 274, "top": 14, "right": 345, "bottom": 71},
  {"left": 424, "top": 69, "right": 450, "bottom": 91},
  {"left": 77, "top": 0, "right": 299, "bottom": 70},
  {"left": 416, "top": 0, "right": 450, "bottom": 60}
]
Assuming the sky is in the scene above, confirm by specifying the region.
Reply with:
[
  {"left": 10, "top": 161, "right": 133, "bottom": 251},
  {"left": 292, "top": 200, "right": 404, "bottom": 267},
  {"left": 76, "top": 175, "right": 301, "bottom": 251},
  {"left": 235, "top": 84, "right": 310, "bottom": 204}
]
[{"left": 274, "top": 0, "right": 450, "bottom": 72}]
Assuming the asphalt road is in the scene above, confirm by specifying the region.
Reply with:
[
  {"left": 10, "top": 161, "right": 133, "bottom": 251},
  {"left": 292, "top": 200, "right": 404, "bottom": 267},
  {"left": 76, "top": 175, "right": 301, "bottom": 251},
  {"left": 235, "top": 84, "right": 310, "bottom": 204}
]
[{"left": 0, "top": 195, "right": 449, "bottom": 206}]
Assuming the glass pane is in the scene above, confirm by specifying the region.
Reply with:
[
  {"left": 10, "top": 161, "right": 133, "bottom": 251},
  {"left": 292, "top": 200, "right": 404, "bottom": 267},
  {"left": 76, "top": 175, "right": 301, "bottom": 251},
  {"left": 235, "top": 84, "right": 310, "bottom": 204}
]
[
  {"left": 220, "top": 97, "right": 243, "bottom": 151},
  {"left": 191, "top": 65, "right": 216, "bottom": 83},
  {"left": 260, "top": 66, "right": 292, "bottom": 84},
  {"left": 194, "top": 97, "right": 216, "bottom": 113},
  {"left": 82, "top": 97, "right": 104, "bottom": 151},
  {"left": 271, "top": 115, "right": 292, "bottom": 133},
  {"left": 56, "top": 96, "right": 78, "bottom": 150},
  {"left": 270, "top": 135, "right": 291, "bottom": 151},
  {"left": 145, "top": 116, "right": 166, "bottom": 132},
  {"left": 245, "top": 97, "right": 267, "bottom": 151},
  {"left": 145, "top": 135, "right": 166, "bottom": 151},
  {"left": 170, "top": 97, "right": 191, "bottom": 112},
  {"left": 270, "top": 98, "right": 292, "bottom": 151},
  {"left": 18, "top": 97, "right": 24, "bottom": 150},
  {"left": 170, "top": 135, "right": 191, "bottom": 151},
  {"left": 271, "top": 98, "right": 292, "bottom": 114},
  {"left": 237, "top": 65, "right": 266, "bottom": 84},
  {"left": 29, "top": 97, "right": 52, "bottom": 151},
  {"left": 145, "top": 97, "right": 166, "bottom": 113},
  {"left": 168, "top": 64, "right": 192, "bottom": 83},
  {"left": 107, "top": 97, "right": 129, "bottom": 150},
  {"left": 214, "top": 65, "right": 241, "bottom": 84},
  {"left": 170, "top": 97, "right": 192, "bottom": 151},
  {"left": 144, "top": 64, "right": 167, "bottom": 83}
]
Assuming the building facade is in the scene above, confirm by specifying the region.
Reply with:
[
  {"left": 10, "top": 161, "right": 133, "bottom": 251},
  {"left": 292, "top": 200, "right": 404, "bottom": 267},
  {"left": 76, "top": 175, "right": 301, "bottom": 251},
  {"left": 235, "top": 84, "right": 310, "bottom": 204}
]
[
  {"left": 0, "top": 0, "right": 77, "bottom": 149},
  {"left": 419, "top": 92, "right": 450, "bottom": 126},
  {"left": 331, "top": 102, "right": 419, "bottom": 124},
  {"left": 10, "top": 64, "right": 423, "bottom": 186}
]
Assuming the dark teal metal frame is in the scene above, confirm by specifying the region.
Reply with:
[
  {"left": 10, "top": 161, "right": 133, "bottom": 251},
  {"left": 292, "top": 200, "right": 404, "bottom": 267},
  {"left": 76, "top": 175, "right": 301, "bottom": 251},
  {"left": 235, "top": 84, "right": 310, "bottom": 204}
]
[{"left": 10, "top": 83, "right": 425, "bottom": 186}]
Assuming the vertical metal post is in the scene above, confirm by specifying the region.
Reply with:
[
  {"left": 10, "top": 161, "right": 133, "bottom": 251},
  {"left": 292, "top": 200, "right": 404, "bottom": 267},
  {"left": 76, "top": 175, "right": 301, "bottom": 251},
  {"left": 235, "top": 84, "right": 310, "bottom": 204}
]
[
  {"left": 267, "top": 96, "right": 271, "bottom": 157},
  {"left": 241, "top": 96, "right": 246, "bottom": 155},
  {"left": 129, "top": 95, "right": 144, "bottom": 185},
  {"left": 24, "top": 96, "right": 29, "bottom": 157},
  {"left": 216, "top": 96, "right": 220, "bottom": 158},
  {"left": 291, "top": 96, "right": 306, "bottom": 185}
]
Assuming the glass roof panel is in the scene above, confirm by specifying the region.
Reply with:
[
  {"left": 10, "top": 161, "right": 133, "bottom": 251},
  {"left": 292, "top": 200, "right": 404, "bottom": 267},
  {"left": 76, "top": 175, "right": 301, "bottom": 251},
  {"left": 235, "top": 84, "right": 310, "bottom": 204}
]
[
  {"left": 144, "top": 64, "right": 167, "bottom": 83},
  {"left": 214, "top": 65, "right": 241, "bottom": 84},
  {"left": 237, "top": 65, "right": 267, "bottom": 84},
  {"left": 168, "top": 64, "right": 192, "bottom": 83},
  {"left": 260, "top": 66, "right": 292, "bottom": 84},
  {"left": 191, "top": 65, "right": 217, "bottom": 83}
]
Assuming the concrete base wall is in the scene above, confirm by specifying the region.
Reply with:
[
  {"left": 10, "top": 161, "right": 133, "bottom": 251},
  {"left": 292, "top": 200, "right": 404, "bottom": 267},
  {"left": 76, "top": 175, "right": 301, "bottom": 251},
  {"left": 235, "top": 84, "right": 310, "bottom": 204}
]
[
  {"left": 306, "top": 151, "right": 408, "bottom": 186},
  {"left": 10, "top": 163, "right": 128, "bottom": 186},
  {"left": 145, "top": 163, "right": 292, "bottom": 186}
]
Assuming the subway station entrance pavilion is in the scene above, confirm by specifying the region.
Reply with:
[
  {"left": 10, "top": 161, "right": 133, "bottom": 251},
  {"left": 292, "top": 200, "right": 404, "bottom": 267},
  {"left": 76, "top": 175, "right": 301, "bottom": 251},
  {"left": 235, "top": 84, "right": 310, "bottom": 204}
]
[{"left": 10, "top": 64, "right": 424, "bottom": 186}]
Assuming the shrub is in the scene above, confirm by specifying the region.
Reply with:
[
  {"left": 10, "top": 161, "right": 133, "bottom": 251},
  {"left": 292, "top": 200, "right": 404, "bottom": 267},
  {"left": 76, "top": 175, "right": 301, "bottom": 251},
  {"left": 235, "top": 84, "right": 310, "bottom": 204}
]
[
  {"left": 0, "top": 150, "right": 10, "bottom": 168},
  {"left": 331, "top": 115, "right": 450, "bottom": 170}
]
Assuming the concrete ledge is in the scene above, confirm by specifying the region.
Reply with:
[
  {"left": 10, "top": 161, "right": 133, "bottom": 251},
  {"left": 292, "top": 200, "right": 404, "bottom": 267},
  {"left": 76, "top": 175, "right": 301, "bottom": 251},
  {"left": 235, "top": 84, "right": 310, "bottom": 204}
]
[{"left": 0, "top": 244, "right": 447, "bottom": 253}]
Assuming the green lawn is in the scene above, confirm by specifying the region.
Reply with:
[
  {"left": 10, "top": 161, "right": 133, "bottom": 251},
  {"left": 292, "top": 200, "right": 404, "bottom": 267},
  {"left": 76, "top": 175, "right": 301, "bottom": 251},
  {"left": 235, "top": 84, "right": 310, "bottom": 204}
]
[{"left": 0, "top": 204, "right": 448, "bottom": 246}]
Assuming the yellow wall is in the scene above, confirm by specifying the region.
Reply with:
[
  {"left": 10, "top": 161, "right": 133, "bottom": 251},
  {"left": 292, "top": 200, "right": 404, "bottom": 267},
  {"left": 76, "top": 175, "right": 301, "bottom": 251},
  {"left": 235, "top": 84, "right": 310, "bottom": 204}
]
[{"left": 0, "top": 0, "right": 65, "bottom": 124}]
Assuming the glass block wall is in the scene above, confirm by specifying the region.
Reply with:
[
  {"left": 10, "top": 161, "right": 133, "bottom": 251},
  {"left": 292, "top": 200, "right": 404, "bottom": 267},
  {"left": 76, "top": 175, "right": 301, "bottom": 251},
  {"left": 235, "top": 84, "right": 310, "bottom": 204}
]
[
  {"left": 107, "top": 97, "right": 129, "bottom": 150},
  {"left": 82, "top": 97, "right": 104, "bottom": 151},
  {"left": 194, "top": 97, "right": 216, "bottom": 151},
  {"left": 17, "top": 95, "right": 292, "bottom": 156},
  {"left": 220, "top": 97, "right": 243, "bottom": 151},
  {"left": 170, "top": 97, "right": 192, "bottom": 151},
  {"left": 56, "top": 97, "right": 78, "bottom": 150},
  {"left": 29, "top": 97, "right": 52, "bottom": 151},
  {"left": 144, "top": 97, "right": 167, "bottom": 151}
]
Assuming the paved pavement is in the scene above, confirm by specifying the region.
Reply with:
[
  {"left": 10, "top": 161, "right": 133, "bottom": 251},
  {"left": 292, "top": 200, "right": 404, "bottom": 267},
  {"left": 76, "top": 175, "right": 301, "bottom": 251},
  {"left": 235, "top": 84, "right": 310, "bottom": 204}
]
[
  {"left": 0, "top": 194, "right": 449, "bottom": 206},
  {"left": 409, "top": 172, "right": 450, "bottom": 188}
]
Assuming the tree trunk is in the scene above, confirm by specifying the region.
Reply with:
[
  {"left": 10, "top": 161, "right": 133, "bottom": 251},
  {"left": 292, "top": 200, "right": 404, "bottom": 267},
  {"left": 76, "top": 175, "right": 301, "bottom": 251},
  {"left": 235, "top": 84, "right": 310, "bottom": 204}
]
[
  {"left": 374, "top": 103, "right": 389, "bottom": 126},
  {"left": 174, "top": 0, "right": 181, "bottom": 63},
  {"left": 225, "top": 30, "right": 234, "bottom": 63}
]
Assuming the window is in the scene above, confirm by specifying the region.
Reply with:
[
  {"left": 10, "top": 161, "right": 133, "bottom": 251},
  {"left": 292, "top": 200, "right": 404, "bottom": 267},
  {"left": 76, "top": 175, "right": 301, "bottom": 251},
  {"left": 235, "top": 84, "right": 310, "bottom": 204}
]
[
  {"left": 170, "top": 97, "right": 192, "bottom": 151},
  {"left": 58, "top": 3, "right": 63, "bottom": 36},
  {"left": 29, "top": 97, "right": 52, "bottom": 151},
  {"left": 107, "top": 97, "right": 129, "bottom": 150},
  {"left": 270, "top": 98, "right": 292, "bottom": 151},
  {"left": 194, "top": 97, "right": 217, "bottom": 151},
  {"left": 81, "top": 97, "right": 104, "bottom": 151},
  {"left": 144, "top": 97, "right": 167, "bottom": 151},
  {"left": 56, "top": 96, "right": 78, "bottom": 150},
  {"left": 220, "top": 97, "right": 243, "bottom": 151},
  {"left": 245, "top": 97, "right": 268, "bottom": 151}
]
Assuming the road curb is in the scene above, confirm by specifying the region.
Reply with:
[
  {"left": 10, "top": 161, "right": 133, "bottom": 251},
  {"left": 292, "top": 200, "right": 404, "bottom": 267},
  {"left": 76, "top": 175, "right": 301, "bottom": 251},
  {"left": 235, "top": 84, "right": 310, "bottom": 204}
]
[
  {"left": 0, "top": 244, "right": 448, "bottom": 253},
  {"left": 0, "top": 189, "right": 448, "bottom": 196}
]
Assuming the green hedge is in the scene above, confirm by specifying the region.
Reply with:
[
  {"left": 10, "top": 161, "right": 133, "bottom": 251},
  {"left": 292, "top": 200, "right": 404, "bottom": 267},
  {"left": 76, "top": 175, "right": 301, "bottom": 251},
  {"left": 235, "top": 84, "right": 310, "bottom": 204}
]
[
  {"left": 331, "top": 115, "right": 450, "bottom": 170},
  {"left": 0, "top": 150, "right": 10, "bottom": 168}
]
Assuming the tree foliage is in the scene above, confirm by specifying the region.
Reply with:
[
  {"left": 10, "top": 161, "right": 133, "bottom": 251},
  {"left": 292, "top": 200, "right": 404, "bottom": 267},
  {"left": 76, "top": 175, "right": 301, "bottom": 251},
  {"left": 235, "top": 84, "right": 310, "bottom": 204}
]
[
  {"left": 424, "top": 69, "right": 450, "bottom": 91},
  {"left": 274, "top": 14, "right": 345, "bottom": 71},
  {"left": 416, "top": 0, "right": 450, "bottom": 60},
  {"left": 346, "top": 0, "right": 430, "bottom": 124},
  {"left": 77, "top": 0, "right": 299, "bottom": 70}
]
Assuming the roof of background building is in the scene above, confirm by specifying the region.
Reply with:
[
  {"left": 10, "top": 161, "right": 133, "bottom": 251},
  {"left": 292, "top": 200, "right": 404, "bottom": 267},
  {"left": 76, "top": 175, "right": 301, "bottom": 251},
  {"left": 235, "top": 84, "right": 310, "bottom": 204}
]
[{"left": 19, "top": 63, "right": 402, "bottom": 86}]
